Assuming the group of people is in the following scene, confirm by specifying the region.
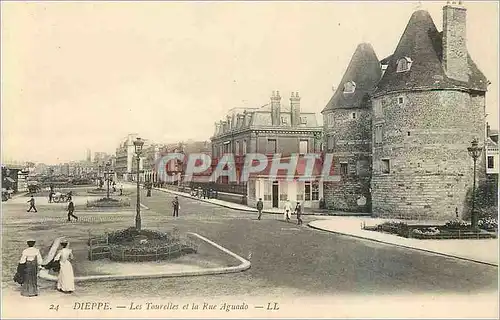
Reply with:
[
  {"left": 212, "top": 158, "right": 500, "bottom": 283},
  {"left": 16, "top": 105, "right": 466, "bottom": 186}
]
[
  {"left": 26, "top": 193, "right": 78, "bottom": 222},
  {"left": 15, "top": 238, "right": 75, "bottom": 297},
  {"left": 256, "top": 198, "right": 303, "bottom": 225}
]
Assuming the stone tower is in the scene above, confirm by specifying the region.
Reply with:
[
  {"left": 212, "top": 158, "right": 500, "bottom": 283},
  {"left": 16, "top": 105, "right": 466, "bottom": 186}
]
[
  {"left": 370, "top": 7, "right": 488, "bottom": 220},
  {"left": 321, "top": 43, "right": 382, "bottom": 212}
]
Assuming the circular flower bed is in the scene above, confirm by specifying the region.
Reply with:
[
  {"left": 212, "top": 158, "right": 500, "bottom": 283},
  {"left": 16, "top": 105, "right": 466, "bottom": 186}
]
[
  {"left": 86, "top": 197, "right": 131, "bottom": 208},
  {"left": 88, "top": 227, "right": 197, "bottom": 262}
]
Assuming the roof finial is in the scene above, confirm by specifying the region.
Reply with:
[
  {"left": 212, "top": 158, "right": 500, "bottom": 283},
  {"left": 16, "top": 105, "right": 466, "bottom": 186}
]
[{"left": 414, "top": 1, "right": 422, "bottom": 10}]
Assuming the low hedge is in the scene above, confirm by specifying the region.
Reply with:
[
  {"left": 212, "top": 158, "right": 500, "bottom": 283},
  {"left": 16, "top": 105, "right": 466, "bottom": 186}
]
[
  {"left": 88, "top": 227, "right": 196, "bottom": 262},
  {"left": 366, "top": 220, "right": 497, "bottom": 240},
  {"left": 86, "top": 197, "right": 130, "bottom": 208}
]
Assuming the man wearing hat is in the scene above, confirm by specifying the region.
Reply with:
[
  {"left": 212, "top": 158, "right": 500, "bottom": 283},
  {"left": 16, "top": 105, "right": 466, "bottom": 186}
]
[
  {"left": 27, "top": 195, "right": 37, "bottom": 213},
  {"left": 67, "top": 199, "right": 78, "bottom": 222},
  {"left": 172, "top": 196, "right": 180, "bottom": 217}
]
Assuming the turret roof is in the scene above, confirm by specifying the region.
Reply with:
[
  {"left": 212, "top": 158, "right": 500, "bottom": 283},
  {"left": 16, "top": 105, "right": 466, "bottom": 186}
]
[
  {"left": 322, "top": 43, "right": 382, "bottom": 113},
  {"left": 373, "top": 10, "right": 488, "bottom": 96}
]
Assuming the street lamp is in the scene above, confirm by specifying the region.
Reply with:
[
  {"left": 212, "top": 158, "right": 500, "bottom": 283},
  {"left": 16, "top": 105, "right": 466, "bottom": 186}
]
[
  {"left": 467, "top": 137, "right": 482, "bottom": 229},
  {"left": 133, "top": 137, "right": 144, "bottom": 230},
  {"left": 105, "top": 161, "right": 111, "bottom": 199}
]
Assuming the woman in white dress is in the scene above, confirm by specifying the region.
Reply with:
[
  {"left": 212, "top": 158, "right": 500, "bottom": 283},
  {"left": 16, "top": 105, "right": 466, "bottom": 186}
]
[{"left": 54, "top": 239, "right": 75, "bottom": 293}]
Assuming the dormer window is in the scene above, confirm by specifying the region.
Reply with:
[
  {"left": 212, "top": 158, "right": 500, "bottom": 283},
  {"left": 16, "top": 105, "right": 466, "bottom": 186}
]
[
  {"left": 281, "top": 116, "right": 288, "bottom": 125},
  {"left": 396, "top": 57, "right": 412, "bottom": 72},
  {"left": 300, "top": 116, "right": 307, "bottom": 124},
  {"left": 343, "top": 81, "right": 356, "bottom": 94}
]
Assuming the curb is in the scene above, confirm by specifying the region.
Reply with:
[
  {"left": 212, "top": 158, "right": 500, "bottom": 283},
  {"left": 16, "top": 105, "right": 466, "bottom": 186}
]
[
  {"left": 307, "top": 222, "right": 499, "bottom": 267},
  {"left": 153, "top": 187, "right": 353, "bottom": 216},
  {"left": 39, "top": 232, "right": 251, "bottom": 282}
]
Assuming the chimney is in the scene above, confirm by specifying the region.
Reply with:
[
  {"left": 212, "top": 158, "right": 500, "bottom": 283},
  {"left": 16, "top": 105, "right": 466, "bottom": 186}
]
[
  {"left": 290, "top": 91, "right": 301, "bottom": 126},
  {"left": 236, "top": 114, "right": 242, "bottom": 128},
  {"left": 442, "top": 1, "right": 469, "bottom": 82},
  {"left": 226, "top": 115, "right": 232, "bottom": 130},
  {"left": 270, "top": 90, "right": 281, "bottom": 126},
  {"left": 487, "top": 122, "right": 491, "bottom": 138},
  {"left": 215, "top": 122, "right": 220, "bottom": 135},
  {"left": 242, "top": 110, "right": 248, "bottom": 127}
]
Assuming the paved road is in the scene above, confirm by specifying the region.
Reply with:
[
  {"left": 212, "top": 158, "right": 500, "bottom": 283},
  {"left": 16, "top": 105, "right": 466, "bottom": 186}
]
[
  {"left": 2, "top": 188, "right": 497, "bottom": 300},
  {"left": 125, "top": 189, "right": 498, "bottom": 297}
]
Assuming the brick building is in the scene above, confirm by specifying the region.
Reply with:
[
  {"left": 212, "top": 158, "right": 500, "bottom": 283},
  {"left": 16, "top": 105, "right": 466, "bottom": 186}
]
[
  {"left": 211, "top": 91, "right": 323, "bottom": 209},
  {"left": 322, "top": 3, "right": 490, "bottom": 220}
]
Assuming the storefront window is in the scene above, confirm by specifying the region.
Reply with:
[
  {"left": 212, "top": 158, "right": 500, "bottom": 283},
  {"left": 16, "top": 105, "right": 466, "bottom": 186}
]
[
  {"left": 249, "top": 180, "right": 256, "bottom": 199},
  {"left": 280, "top": 182, "right": 288, "bottom": 201},
  {"left": 296, "top": 181, "right": 304, "bottom": 201},
  {"left": 264, "top": 180, "right": 272, "bottom": 201},
  {"left": 312, "top": 181, "right": 319, "bottom": 200},
  {"left": 305, "top": 182, "right": 311, "bottom": 201}
]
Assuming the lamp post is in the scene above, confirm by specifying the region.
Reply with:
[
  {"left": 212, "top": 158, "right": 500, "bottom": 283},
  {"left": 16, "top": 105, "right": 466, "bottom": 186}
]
[
  {"left": 105, "top": 161, "right": 111, "bottom": 199},
  {"left": 133, "top": 137, "right": 144, "bottom": 230},
  {"left": 467, "top": 137, "right": 482, "bottom": 229}
]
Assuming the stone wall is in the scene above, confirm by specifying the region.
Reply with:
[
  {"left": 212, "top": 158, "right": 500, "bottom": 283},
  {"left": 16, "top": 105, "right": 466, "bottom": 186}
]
[
  {"left": 323, "top": 108, "right": 372, "bottom": 212},
  {"left": 371, "top": 90, "right": 486, "bottom": 220}
]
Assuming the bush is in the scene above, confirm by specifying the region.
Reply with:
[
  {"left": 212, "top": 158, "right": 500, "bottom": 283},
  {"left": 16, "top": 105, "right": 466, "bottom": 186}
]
[
  {"left": 412, "top": 227, "right": 440, "bottom": 235},
  {"left": 478, "top": 218, "right": 498, "bottom": 231},
  {"left": 444, "top": 219, "right": 470, "bottom": 230},
  {"left": 88, "top": 227, "right": 197, "bottom": 262},
  {"left": 86, "top": 197, "right": 130, "bottom": 208},
  {"left": 107, "top": 227, "right": 171, "bottom": 244}
]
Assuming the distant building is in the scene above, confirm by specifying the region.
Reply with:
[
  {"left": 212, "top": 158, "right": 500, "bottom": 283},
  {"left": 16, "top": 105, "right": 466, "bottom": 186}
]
[
  {"left": 115, "top": 134, "right": 147, "bottom": 181},
  {"left": 486, "top": 123, "right": 499, "bottom": 175},
  {"left": 86, "top": 149, "right": 92, "bottom": 163}
]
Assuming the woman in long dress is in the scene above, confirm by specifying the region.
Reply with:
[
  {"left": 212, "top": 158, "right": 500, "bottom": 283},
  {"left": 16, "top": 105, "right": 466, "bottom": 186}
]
[
  {"left": 54, "top": 240, "right": 75, "bottom": 293},
  {"left": 19, "top": 239, "right": 43, "bottom": 297}
]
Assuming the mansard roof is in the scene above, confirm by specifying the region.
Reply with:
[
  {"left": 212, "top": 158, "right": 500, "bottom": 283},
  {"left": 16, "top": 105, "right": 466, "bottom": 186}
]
[
  {"left": 373, "top": 10, "right": 488, "bottom": 96},
  {"left": 322, "top": 43, "right": 382, "bottom": 113}
]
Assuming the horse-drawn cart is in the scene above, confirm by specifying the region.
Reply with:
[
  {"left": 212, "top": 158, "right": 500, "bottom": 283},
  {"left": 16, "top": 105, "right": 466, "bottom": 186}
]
[{"left": 52, "top": 192, "right": 68, "bottom": 203}]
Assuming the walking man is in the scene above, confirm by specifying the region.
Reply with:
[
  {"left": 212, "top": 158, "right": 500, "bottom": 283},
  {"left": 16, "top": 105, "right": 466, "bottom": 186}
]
[
  {"left": 67, "top": 200, "right": 78, "bottom": 221},
  {"left": 295, "top": 201, "right": 303, "bottom": 225},
  {"left": 48, "top": 191, "right": 53, "bottom": 203},
  {"left": 146, "top": 182, "right": 152, "bottom": 197},
  {"left": 172, "top": 196, "right": 180, "bottom": 217},
  {"left": 256, "top": 198, "right": 264, "bottom": 220},
  {"left": 27, "top": 195, "right": 37, "bottom": 213},
  {"left": 119, "top": 183, "right": 123, "bottom": 196},
  {"left": 283, "top": 201, "right": 292, "bottom": 222}
]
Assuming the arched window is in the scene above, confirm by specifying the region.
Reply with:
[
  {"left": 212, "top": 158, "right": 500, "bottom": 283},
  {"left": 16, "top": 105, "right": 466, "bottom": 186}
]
[
  {"left": 396, "top": 57, "right": 412, "bottom": 72},
  {"left": 343, "top": 81, "right": 356, "bottom": 93}
]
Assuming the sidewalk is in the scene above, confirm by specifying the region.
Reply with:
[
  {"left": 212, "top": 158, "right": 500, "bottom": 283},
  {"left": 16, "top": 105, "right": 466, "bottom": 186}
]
[
  {"left": 152, "top": 186, "right": 370, "bottom": 216},
  {"left": 308, "top": 216, "right": 499, "bottom": 266}
]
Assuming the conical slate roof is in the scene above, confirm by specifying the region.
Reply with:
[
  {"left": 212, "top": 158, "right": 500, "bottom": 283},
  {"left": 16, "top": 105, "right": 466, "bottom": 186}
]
[
  {"left": 373, "top": 10, "right": 488, "bottom": 96},
  {"left": 322, "top": 43, "right": 382, "bottom": 113}
]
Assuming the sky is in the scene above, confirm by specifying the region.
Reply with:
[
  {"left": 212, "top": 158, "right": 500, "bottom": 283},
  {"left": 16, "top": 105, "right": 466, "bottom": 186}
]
[{"left": 1, "top": 1, "right": 498, "bottom": 164}]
